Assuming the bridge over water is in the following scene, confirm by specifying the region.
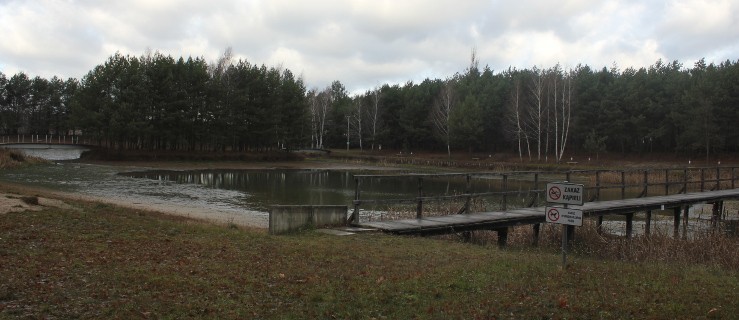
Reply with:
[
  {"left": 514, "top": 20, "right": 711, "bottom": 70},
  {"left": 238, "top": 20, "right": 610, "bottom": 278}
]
[
  {"left": 1, "top": 135, "right": 93, "bottom": 160},
  {"left": 0, "top": 134, "right": 87, "bottom": 146}
]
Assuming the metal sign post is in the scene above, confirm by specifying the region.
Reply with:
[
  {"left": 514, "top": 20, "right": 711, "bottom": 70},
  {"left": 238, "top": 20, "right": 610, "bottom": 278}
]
[
  {"left": 545, "top": 182, "right": 584, "bottom": 268},
  {"left": 562, "top": 204, "right": 568, "bottom": 267}
]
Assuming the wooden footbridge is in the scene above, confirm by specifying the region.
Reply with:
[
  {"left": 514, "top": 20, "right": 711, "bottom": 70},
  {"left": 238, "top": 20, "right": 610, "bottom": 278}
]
[
  {"left": 0, "top": 134, "right": 85, "bottom": 145},
  {"left": 349, "top": 167, "right": 739, "bottom": 245}
]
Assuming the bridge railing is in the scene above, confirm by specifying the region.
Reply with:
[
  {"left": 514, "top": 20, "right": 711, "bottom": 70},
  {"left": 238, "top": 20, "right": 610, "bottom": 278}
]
[
  {"left": 0, "top": 134, "right": 86, "bottom": 145},
  {"left": 350, "top": 166, "right": 739, "bottom": 224}
]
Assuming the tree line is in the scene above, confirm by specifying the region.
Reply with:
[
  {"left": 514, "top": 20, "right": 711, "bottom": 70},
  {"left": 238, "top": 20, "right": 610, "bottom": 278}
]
[{"left": 1, "top": 49, "right": 737, "bottom": 160}]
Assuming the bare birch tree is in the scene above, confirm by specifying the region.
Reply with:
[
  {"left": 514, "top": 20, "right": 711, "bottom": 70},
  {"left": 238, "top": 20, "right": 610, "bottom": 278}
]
[
  {"left": 313, "top": 86, "right": 332, "bottom": 149},
  {"left": 208, "top": 47, "right": 233, "bottom": 78},
  {"left": 367, "top": 87, "right": 381, "bottom": 151},
  {"left": 507, "top": 76, "right": 530, "bottom": 161},
  {"left": 547, "top": 64, "right": 574, "bottom": 162},
  {"left": 431, "top": 79, "right": 455, "bottom": 158},
  {"left": 352, "top": 97, "right": 363, "bottom": 151},
  {"left": 550, "top": 65, "right": 561, "bottom": 162},
  {"left": 556, "top": 69, "right": 573, "bottom": 161},
  {"left": 307, "top": 89, "right": 319, "bottom": 148},
  {"left": 528, "top": 67, "right": 545, "bottom": 161}
]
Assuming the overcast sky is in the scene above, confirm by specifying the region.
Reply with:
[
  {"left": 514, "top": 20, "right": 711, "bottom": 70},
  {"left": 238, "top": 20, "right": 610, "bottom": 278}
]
[{"left": 1, "top": 0, "right": 737, "bottom": 94}]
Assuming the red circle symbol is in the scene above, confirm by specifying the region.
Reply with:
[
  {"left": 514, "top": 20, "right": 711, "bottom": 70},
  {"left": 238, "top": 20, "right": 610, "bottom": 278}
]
[
  {"left": 547, "top": 208, "right": 560, "bottom": 222},
  {"left": 549, "top": 186, "right": 562, "bottom": 200}
]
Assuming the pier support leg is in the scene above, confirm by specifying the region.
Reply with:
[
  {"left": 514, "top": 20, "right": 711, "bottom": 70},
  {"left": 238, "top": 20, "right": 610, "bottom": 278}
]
[
  {"left": 462, "top": 231, "right": 472, "bottom": 243},
  {"left": 682, "top": 205, "right": 689, "bottom": 240},
  {"left": 597, "top": 215, "right": 604, "bottom": 234},
  {"left": 532, "top": 223, "right": 540, "bottom": 246},
  {"left": 566, "top": 225, "right": 575, "bottom": 243},
  {"left": 645, "top": 210, "right": 652, "bottom": 236},
  {"left": 625, "top": 212, "right": 634, "bottom": 238},
  {"left": 495, "top": 227, "right": 508, "bottom": 248},
  {"left": 711, "top": 202, "right": 722, "bottom": 230},
  {"left": 673, "top": 207, "right": 681, "bottom": 238}
]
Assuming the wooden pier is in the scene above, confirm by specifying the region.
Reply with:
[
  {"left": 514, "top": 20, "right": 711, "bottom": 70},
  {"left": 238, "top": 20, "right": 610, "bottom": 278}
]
[
  {"left": 357, "top": 189, "right": 739, "bottom": 237},
  {"left": 349, "top": 167, "right": 739, "bottom": 243}
]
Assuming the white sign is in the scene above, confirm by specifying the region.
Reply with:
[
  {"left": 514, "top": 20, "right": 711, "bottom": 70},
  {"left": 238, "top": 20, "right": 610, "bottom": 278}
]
[
  {"left": 546, "top": 182, "right": 584, "bottom": 205},
  {"left": 545, "top": 207, "right": 583, "bottom": 226}
]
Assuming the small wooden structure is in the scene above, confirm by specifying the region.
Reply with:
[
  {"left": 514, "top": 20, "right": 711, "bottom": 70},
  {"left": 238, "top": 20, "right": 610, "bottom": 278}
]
[{"left": 350, "top": 166, "right": 739, "bottom": 244}]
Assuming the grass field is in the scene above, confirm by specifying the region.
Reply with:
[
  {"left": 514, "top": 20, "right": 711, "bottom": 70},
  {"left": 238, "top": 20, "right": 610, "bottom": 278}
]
[{"left": 1, "top": 197, "right": 737, "bottom": 319}]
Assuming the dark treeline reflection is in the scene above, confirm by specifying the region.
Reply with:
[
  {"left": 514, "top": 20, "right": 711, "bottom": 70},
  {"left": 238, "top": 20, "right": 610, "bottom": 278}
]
[{"left": 122, "top": 170, "right": 538, "bottom": 210}]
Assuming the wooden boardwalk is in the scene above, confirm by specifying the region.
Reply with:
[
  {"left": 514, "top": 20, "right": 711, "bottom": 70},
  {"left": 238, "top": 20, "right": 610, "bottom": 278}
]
[{"left": 356, "top": 188, "right": 739, "bottom": 236}]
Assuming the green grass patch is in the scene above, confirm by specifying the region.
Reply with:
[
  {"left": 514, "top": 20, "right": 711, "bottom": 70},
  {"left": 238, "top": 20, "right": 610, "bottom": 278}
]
[{"left": 1, "top": 202, "right": 737, "bottom": 319}]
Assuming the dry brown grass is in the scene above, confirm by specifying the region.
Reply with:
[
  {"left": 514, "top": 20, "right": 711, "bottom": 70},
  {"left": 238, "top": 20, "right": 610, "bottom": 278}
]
[
  {"left": 0, "top": 149, "right": 48, "bottom": 169},
  {"left": 2, "top": 193, "right": 738, "bottom": 318},
  {"left": 455, "top": 220, "right": 739, "bottom": 270}
]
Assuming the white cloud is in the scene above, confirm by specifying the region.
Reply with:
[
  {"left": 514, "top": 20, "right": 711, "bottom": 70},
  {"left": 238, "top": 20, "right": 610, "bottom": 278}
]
[
  {"left": 0, "top": 0, "right": 736, "bottom": 92},
  {"left": 656, "top": 0, "right": 739, "bottom": 60}
]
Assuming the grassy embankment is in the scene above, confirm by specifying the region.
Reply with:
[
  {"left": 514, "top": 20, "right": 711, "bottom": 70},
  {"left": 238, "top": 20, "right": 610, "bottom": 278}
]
[
  {"left": 2, "top": 149, "right": 737, "bottom": 318},
  {"left": 1, "top": 196, "right": 737, "bottom": 319}
]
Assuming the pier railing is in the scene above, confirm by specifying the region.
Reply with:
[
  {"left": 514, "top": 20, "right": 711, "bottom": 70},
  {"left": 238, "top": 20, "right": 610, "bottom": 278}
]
[{"left": 350, "top": 166, "right": 739, "bottom": 224}]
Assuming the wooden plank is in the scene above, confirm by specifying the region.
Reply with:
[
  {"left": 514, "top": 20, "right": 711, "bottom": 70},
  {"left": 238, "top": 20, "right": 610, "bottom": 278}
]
[
  {"left": 424, "top": 215, "right": 492, "bottom": 224},
  {"left": 359, "top": 221, "right": 419, "bottom": 231},
  {"left": 475, "top": 211, "right": 529, "bottom": 219}
]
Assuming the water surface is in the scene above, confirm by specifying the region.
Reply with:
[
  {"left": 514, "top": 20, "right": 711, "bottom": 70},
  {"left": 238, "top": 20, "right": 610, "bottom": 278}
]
[{"left": 1, "top": 144, "right": 89, "bottom": 161}]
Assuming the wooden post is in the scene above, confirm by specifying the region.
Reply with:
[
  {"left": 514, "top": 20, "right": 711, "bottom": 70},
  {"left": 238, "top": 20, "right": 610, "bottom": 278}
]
[
  {"left": 664, "top": 169, "right": 670, "bottom": 195},
  {"left": 683, "top": 168, "right": 688, "bottom": 193},
  {"left": 700, "top": 168, "right": 705, "bottom": 192},
  {"left": 621, "top": 171, "right": 626, "bottom": 199},
  {"left": 711, "top": 202, "right": 721, "bottom": 230},
  {"left": 532, "top": 223, "right": 540, "bottom": 246},
  {"left": 597, "top": 215, "right": 604, "bottom": 234},
  {"left": 502, "top": 174, "right": 508, "bottom": 211},
  {"left": 645, "top": 210, "right": 652, "bottom": 236},
  {"left": 673, "top": 207, "right": 681, "bottom": 238},
  {"left": 532, "top": 173, "right": 539, "bottom": 206},
  {"left": 625, "top": 212, "right": 634, "bottom": 238},
  {"left": 496, "top": 227, "right": 508, "bottom": 248},
  {"left": 715, "top": 167, "right": 720, "bottom": 191},
  {"left": 682, "top": 205, "right": 689, "bottom": 240},
  {"left": 595, "top": 170, "right": 601, "bottom": 201},
  {"left": 464, "top": 174, "right": 471, "bottom": 214},
  {"left": 416, "top": 177, "right": 423, "bottom": 219},
  {"left": 352, "top": 177, "right": 361, "bottom": 224},
  {"left": 642, "top": 170, "right": 649, "bottom": 197}
]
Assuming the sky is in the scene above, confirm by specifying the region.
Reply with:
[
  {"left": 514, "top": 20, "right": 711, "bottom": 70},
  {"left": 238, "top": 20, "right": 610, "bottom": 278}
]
[{"left": 1, "top": 0, "right": 737, "bottom": 94}]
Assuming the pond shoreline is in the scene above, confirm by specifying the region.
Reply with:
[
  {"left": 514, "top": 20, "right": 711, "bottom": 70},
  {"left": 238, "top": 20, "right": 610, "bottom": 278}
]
[{"left": 0, "top": 159, "right": 403, "bottom": 229}]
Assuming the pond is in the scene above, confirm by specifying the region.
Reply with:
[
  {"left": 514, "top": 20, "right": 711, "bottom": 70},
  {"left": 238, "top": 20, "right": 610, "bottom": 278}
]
[
  {"left": 0, "top": 160, "right": 539, "bottom": 221},
  {"left": 119, "top": 169, "right": 533, "bottom": 212}
]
